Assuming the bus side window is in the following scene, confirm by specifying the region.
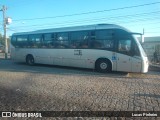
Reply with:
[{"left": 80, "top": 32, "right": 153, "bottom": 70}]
[
  {"left": 28, "top": 34, "right": 42, "bottom": 48},
  {"left": 79, "top": 31, "right": 89, "bottom": 49},
  {"left": 17, "top": 35, "right": 28, "bottom": 48},
  {"left": 43, "top": 33, "right": 54, "bottom": 48},
  {"left": 118, "top": 39, "right": 131, "bottom": 53},
  {"left": 28, "top": 35, "right": 34, "bottom": 47},
  {"left": 70, "top": 31, "right": 89, "bottom": 49},
  {"left": 92, "top": 30, "right": 114, "bottom": 49},
  {"left": 115, "top": 29, "right": 133, "bottom": 56},
  {"left": 11, "top": 36, "right": 17, "bottom": 47},
  {"left": 90, "top": 30, "right": 101, "bottom": 49},
  {"left": 70, "top": 32, "right": 81, "bottom": 49},
  {"left": 132, "top": 41, "right": 140, "bottom": 56},
  {"left": 55, "top": 32, "right": 69, "bottom": 48}
]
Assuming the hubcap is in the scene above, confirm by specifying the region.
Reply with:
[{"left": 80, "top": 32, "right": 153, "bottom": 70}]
[
  {"left": 29, "top": 59, "right": 32, "bottom": 64},
  {"left": 100, "top": 62, "right": 107, "bottom": 69},
  {"left": 28, "top": 58, "right": 33, "bottom": 64}
]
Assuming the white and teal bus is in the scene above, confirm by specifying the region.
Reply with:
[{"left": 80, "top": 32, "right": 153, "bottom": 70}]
[{"left": 11, "top": 24, "right": 149, "bottom": 73}]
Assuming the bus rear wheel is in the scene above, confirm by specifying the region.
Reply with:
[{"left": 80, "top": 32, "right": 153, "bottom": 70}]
[
  {"left": 95, "top": 59, "right": 112, "bottom": 73},
  {"left": 26, "top": 55, "right": 34, "bottom": 66}
]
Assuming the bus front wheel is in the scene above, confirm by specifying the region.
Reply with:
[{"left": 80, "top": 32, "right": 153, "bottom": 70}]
[
  {"left": 26, "top": 55, "right": 34, "bottom": 66},
  {"left": 95, "top": 59, "right": 112, "bottom": 73}
]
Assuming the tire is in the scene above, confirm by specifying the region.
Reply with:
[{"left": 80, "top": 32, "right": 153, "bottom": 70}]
[
  {"left": 26, "top": 55, "right": 34, "bottom": 66},
  {"left": 95, "top": 59, "right": 112, "bottom": 73}
]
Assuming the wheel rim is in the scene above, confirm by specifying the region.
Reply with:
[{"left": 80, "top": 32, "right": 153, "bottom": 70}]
[
  {"left": 100, "top": 62, "right": 107, "bottom": 70},
  {"left": 29, "top": 59, "right": 33, "bottom": 64},
  {"left": 28, "top": 57, "right": 34, "bottom": 65}
]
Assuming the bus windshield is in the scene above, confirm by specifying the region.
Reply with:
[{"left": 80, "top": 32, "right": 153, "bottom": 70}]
[{"left": 133, "top": 35, "right": 147, "bottom": 57}]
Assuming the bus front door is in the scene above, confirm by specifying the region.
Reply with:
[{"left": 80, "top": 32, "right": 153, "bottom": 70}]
[
  {"left": 131, "top": 56, "right": 142, "bottom": 72},
  {"left": 116, "top": 38, "right": 132, "bottom": 72}
]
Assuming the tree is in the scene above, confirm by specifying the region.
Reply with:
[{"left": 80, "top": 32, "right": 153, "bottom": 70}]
[
  {"left": 0, "top": 33, "right": 5, "bottom": 45},
  {"left": 0, "top": 33, "right": 10, "bottom": 53}
]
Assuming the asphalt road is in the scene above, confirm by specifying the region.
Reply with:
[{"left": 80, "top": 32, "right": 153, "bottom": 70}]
[{"left": 0, "top": 59, "right": 159, "bottom": 119}]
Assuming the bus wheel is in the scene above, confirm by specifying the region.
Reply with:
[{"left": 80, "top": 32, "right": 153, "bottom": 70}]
[
  {"left": 95, "top": 59, "right": 112, "bottom": 73},
  {"left": 26, "top": 55, "right": 34, "bottom": 66}
]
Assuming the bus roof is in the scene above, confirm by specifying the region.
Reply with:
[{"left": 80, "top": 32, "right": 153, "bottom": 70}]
[{"left": 12, "top": 24, "right": 131, "bottom": 36}]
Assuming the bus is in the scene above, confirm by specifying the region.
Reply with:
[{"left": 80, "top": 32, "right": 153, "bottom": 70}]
[{"left": 10, "top": 24, "right": 149, "bottom": 73}]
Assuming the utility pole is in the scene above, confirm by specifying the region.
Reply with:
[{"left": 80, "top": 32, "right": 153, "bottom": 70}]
[
  {"left": 1, "top": 5, "right": 8, "bottom": 59},
  {"left": 143, "top": 28, "right": 145, "bottom": 35},
  {"left": 142, "top": 28, "right": 145, "bottom": 43}
]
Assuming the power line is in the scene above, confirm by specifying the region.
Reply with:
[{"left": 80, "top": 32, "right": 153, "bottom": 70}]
[
  {"left": 10, "top": 10, "right": 160, "bottom": 29},
  {"left": 146, "top": 26, "right": 160, "bottom": 29},
  {"left": 121, "top": 16, "right": 160, "bottom": 24},
  {"left": 145, "top": 32, "right": 160, "bottom": 33},
  {"left": 11, "top": 10, "right": 160, "bottom": 26},
  {"left": 8, "top": 19, "right": 160, "bottom": 35},
  {"left": 9, "top": 17, "right": 160, "bottom": 31},
  {"left": 9, "top": 20, "right": 160, "bottom": 32},
  {"left": 7, "top": 28, "right": 17, "bottom": 32},
  {"left": 13, "top": 2, "right": 160, "bottom": 22}
]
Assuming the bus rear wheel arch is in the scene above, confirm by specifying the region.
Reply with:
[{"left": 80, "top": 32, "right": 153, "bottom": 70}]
[
  {"left": 95, "top": 58, "right": 112, "bottom": 73},
  {"left": 26, "top": 54, "right": 35, "bottom": 66}
]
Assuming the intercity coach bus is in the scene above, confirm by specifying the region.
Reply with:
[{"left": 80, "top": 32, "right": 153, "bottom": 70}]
[{"left": 11, "top": 24, "right": 149, "bottom": 73}]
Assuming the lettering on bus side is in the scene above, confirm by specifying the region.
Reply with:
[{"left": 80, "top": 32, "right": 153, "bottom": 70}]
[{"left": 74, "top": 50, "right": 82, "bottom": 55}]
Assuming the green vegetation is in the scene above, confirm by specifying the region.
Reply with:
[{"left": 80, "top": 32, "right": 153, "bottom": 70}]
[
  {"left": 0, "top": 33, "right": 10, "bottom": 53},
  {"left": 0, "top": 33, "right": 5, "bottom": 46}
]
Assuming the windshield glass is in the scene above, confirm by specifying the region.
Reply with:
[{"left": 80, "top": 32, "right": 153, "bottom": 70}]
[{"left": 133, "top": 35, "right": 147, "bottom": 57}]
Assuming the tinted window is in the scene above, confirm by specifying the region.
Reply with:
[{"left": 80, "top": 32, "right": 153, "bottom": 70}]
[
  {"left": 44, "top": 34, "right": 54, "bottom": 41},
  {"left": 115, "top": 29, "right": 130, "bottom": 40},
  {"left": 11, "top": 36, "right": 17, "bottom": 46},
  {"left": 90, "top": 30, "right": 114, "bottom": 49},
  {"left": 28, "top": 34, "right": 42, "bottom": 48},
  {"left": 118, "top": 39, "right": 131, "bottom": 52},
  {"left": 115, "top": 29, "right": 132, "bottom": 55},
  {"left": 42, "top": 33, "right": 54, "bottom": 48},
  {"left": 57, "top": 33, "right": 68, "bottom": 41},
  {"left": 70, "top": 31, "right": 89, "bottom": 48},
  {"left": 132, "top": 40, "right": 140, "bottom": 56},
  {"left": 95, "top": 30, "right": 113, "bottom": 40},
  {"left": 16, "top": 35, "right": 28, "bottom": 48},
  {"left": 17, "top": 36, "right": 28, "bottom": 42},
  {"left": 55, "top": 32, "right": 69, "bottom": 48}
]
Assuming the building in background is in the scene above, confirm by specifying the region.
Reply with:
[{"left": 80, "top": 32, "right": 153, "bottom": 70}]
[
  {"left": 141, "top": 36, "right": 160, "bottom": 62},
  {"left": 0, "top": 43, "right": 4, "bottom": 53}
]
